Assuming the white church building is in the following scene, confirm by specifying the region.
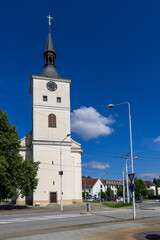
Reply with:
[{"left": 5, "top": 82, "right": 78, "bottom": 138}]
[{"left": 17, "top": 18, "right": 83, "bottom": 206}]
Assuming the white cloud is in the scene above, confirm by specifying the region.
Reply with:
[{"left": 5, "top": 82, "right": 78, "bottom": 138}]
[
  {"left": 138, "top": 173, "right": 160, "bottom": 179},
  {"left": 83, "top": 161, "right": 110, "bottom": 170},
  {"left": 71, "top": 107, "right": 115, "bottom": 140},
  {"left": 153, "top": 136, "right": 160, "bottom": 143}
]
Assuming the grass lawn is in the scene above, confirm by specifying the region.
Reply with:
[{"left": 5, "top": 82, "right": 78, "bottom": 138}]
[{"left": 103, "top": 202, "right": 132, "bottom": 208}]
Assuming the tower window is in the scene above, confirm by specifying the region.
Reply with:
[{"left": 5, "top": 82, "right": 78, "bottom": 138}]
[
  {"left": 43, "top": 96, "right": 48, "bottom": 101},
  {"left": 57, "top": 97, "right": 61, "bottom": 103},
  {"left": 48, "top": 114, "right": 56, "bottom": 128},
  {"left": 49, "top": 56, "right": 52, "bottom": 64}
]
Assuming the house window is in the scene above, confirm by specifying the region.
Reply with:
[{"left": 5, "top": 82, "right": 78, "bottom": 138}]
[
  {"left": 43, "top": 96, "right": 48, "bottom": 101},
  {"left": 52, "top": 161, "right": 54, "bottom": 165},
  {"left": 48, "top": 114, "right": 56, "bottom": 128},
  {"left": 53, "top": 181, "right": 55, "bottom": 185},
  {"left": 57, "top": 97, "right": 61, "bottom": 103}
]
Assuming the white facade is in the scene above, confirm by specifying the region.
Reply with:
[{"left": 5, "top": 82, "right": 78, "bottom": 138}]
[
  {"left": 82, "top": 179, "right": 105, "bottom": 198},
  {"left": 17, "top": 26, "right": 83, "bottom": 206}
]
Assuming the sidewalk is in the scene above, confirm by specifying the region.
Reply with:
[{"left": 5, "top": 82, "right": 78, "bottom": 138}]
[{"left": 0, "top": 202, "right": 108, "bottom": 215}]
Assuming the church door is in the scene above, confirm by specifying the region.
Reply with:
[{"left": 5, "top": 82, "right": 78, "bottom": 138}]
[{"left": 50, "top": 192, "right": 57, "bottom": 203}]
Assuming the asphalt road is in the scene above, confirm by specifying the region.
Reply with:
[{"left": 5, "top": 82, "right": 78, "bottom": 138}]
[{"left": 0, "top": 203, "right": 160, "bottom": 239}]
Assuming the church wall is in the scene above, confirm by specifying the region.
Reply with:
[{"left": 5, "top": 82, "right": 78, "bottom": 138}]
[
  {"left": 71, "top": 152, "right": 82, "bottom": 202},
  {"left": 32, "top": 144, "right": 72, "bottom": 206}
]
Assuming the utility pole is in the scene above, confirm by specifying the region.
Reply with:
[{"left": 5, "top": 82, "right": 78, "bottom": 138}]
[
  {"left": 126, "top": 161, "right": 130, "bottom": 203},
  {"left": 123, "top": 171, "right": 125, "bottom": 203},
  {"left": 99, "top": 178, "right": 101, "bottom": 202}
]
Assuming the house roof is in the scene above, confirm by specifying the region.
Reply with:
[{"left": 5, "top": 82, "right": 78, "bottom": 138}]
[
  {"left": 101, "top": 179, "right": 123, "bottom": 186},
  {"left": 82, "top": 178, "right": 98, "bottom": 188},
  {"left": 144, "top": 181, "right": 156, "bottom": 186}
]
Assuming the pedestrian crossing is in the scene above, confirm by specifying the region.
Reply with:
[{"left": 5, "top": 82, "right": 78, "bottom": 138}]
[{"left": 0, "top": 213, "right": 91, "bottom": 225}]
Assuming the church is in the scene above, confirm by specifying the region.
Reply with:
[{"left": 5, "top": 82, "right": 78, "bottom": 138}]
[{"left": 17, "top": 16, "right": 83, "bottom": 206}]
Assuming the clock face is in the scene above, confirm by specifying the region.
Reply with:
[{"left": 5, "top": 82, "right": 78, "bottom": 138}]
[{"left": 46, "top": 81, "right": 57, "bottom": 91}]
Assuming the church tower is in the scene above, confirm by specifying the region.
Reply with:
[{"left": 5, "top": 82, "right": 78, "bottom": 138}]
[{"left": 18, "top": 16, "right": 83, "bottom": 206}]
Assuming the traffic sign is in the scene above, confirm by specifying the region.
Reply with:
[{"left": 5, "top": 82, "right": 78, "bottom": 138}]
[
  {"left": 129, "top": 183, "right": 135, "bottom": 192},
  {"left": 128, "top": 173, "right": 135, "bottom": 183}
]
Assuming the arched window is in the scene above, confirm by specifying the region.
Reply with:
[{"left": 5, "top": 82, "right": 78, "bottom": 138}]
[{"left": 48, "top": 114, "right": 56, "bottom": 128}]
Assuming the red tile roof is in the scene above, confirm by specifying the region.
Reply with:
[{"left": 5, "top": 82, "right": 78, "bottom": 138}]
[
  {"left": 101, "top": 179, "right": 123, "bottom": 186},
  {"left": 82, "top": 178, "right": 98, "bottom": 188},
  {"left": 82, "top": 178, "right": 123, "bottom": 188},
  {"left": 144, "top": 181, "right": 156, "bottom": 186}
]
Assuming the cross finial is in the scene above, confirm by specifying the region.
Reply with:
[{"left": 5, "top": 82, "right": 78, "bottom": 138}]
[{"left": 47, "top": 15, "right": 53, "bottom": 27}]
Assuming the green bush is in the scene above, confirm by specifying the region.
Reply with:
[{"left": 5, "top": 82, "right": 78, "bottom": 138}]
[{"left": 103, "top": 202, "right": 132, "bottom": 208}]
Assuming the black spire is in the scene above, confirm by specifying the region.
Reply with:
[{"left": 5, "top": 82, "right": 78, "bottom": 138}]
[{"left": 40, "top": 16, "right": 62, "bottom": 79}]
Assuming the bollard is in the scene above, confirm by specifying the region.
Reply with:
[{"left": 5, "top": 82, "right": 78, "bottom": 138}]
[{"left": 87, "top": 203, "right": 90, "bottom": 212}]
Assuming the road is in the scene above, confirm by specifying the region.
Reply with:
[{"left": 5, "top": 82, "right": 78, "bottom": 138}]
[{"left": 0, "top": 202, "right": 160, "bottom": 239}]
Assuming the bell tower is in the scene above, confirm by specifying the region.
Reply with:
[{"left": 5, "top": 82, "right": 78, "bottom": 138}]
[{"left": 29, "top": 15, "right": 72, "bottom": 206}]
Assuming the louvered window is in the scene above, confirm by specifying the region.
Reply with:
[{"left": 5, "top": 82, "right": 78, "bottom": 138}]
[{"left": 48, "top": 114, "right": 56, "bottom": 128}]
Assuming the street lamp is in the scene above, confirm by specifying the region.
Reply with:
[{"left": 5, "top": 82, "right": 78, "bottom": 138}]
[
  {"left": 107, "top": 102, "right": 136, "bottom": 219},
  {"left": 59, "top": 133, "right": 71, "bottom": 211}
]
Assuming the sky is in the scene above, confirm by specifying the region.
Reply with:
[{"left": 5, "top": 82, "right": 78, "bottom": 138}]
[{"left": 0, "top": 0, "right": 160, "bottom": 182}]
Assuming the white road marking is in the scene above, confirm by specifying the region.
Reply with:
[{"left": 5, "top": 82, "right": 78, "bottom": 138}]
[{"left": 0, "top": 213, "right": 90, "bottom": 225}]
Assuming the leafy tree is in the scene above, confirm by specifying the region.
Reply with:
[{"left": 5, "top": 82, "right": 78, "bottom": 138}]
[
  {"left": 134, "top": 178, "right": 148, "bottom": 197},
  {"left": 87, "top": 176, "right": 92, "bottom": 178},
  {"left": 148, "top": 189, "right": 155, "bottom": 197},
  {"left": 101, "top": 191, "right": 107, "bottom": 199},
  {"left": 117, "top": 186, "right": 123, "bottom": 197},
  {"left": 0, "top": 108, "right": 39, "bottom": 200},
  {"left": 106, "top": 186, "right": 114, "bottom": 198},
  {"left": 82, "top": 191, "right": 88, "bottom": 198},
  {"left": 153, "top": 178, "right": 160, "bottom": 197},
  {"left": 82, "top": 176, "right": 86, "bottom": 178}
]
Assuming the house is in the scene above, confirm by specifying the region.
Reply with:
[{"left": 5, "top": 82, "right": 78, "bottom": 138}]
[
  {"left": 82, "top": 178, "right": 105, "bottom": 198},
  {"left": 101, "top": 179, "right": 123, "bottom": 197},
  {"left": 144, "top": 181, "right": 156, "bottom": 195},
  {"left": 82, "top": 178, "right": 122, "bottom": 198}
]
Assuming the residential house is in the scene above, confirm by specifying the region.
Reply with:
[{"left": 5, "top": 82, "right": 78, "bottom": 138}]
[
  {"left": 101, "top": 179, "right": 123, "bottom": 197},
  {"left": 144, "top": 181, "right": 156, "bottom": 196},
  {"left": 82, "top": 178, "right": 105, "bottom": 199}
]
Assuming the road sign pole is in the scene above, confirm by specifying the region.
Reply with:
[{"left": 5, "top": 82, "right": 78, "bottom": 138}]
[{"left": 128, "top": 103, "right": 136, "bottom": 219}]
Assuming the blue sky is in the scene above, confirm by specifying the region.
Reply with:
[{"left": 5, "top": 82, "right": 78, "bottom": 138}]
[{"left": 0, "top": 0, "right": 160, "bottom": 181}]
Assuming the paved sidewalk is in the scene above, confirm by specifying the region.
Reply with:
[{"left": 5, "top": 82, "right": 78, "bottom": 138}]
[{"left": 0, "top": 203, "right": 107, "bottom": 216}]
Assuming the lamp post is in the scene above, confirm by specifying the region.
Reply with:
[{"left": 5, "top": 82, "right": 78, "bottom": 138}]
[
  {"left": 126, "top": 160, "right": 130, "bottom": 203},
  {"left": 59, "top": 133, "right": 71, "bottom": 212},
  {"left": 122, "top": 170, "right": 125, "bottom": 203},
  {"left": 107, "top": 102, "right": 136, "bottom": 219}
]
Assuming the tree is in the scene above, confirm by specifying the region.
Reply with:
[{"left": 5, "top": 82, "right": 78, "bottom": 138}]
[
  {"left": 153, "top": 178, "right": 160, "bottom": 197},
  {"left": 82, "top": 191, "right": 88, "bottom": 198},
  {"left": 0, "top": 108, "right": 39, "bottom": 200},
  {"left": 101, "top": 192, "right": 107, "bottom": 199},
  {"left": 87, "top": 176, "right": 92, "bottom": 178},
  {"left": 117, "top": 186, "right": 123, "bottom": 197},
  {"left": 106, "top": 186, "right": 114, "bottom": 198},
  {"left": 148, "top": 189, "right": 155, "bottom": 198},
  {"left": 134, "top": 178, "right": 148, "bottom": 197},
  {"left": 82, "top": 176, "right": 86, "bottom": 178}
]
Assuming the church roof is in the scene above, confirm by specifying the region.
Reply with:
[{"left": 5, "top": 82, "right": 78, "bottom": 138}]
[
  {"left": 40, "top": 24, "right": 64, "bottom": 79},
  {"left": 45, "top": 30, "right": 55, "bottom": 53}
]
